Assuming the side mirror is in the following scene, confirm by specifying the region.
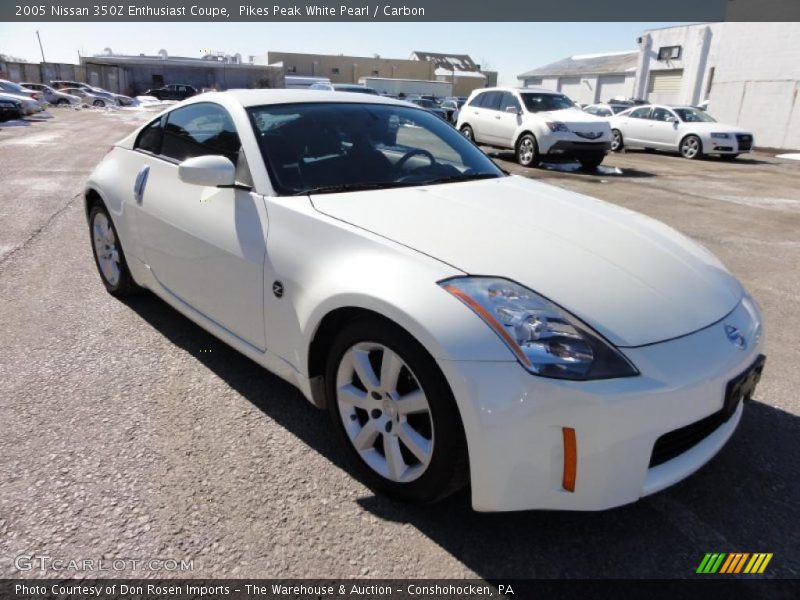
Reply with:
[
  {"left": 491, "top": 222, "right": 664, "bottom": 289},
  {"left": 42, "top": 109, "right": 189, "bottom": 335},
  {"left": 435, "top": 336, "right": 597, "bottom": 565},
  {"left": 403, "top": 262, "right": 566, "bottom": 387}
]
[
  {"left": 505, "top": 106, "right": 520, "bottom": 114},
  {"left": 666, "top": 116, "right": 678, "bottom": 123},
  {"left": 178, "top": 155, "right": 235, "bottom": 187}
]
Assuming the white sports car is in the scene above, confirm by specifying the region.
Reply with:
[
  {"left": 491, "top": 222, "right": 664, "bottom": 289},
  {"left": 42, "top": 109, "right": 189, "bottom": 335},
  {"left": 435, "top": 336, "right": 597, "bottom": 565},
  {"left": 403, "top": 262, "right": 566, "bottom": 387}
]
[
  {"left": 85, "top": 90, "right": 765, "bottom": 511},
  {"left": 609, "top": 104, "right": 754, "bottom": 159}
]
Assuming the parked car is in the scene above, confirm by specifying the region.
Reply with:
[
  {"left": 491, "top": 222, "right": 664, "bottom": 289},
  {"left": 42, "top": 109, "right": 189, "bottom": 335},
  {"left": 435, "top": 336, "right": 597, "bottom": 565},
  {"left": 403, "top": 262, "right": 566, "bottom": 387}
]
[
  {"left": 144, "top": 84, "right": 198, "bottom": 101},
  {"left": 84, "top": 89, "right": 765, "bottom": 512},
  {"left": 609, "top": 104, "right": 754, "bottom": 160},
  {"left": 0, "top": 95, "right": 24, "bottom": 121},
  {"left": 21, "top": 82, "right": 81, "bottom": 106},
  {"left": 50, "top": 79, "right": 86, "bottom": 90},
  {"left": 407, "top": 97, "right": 448, "bottom": 121},
  {"left": 0, "top": 79, "right": 44, "bottom": 106},
  {"left": 0, "top": 90, "right": 42, "bottom": 115},
  {"left": 583, "top": 103, "right": 632, "bottom": 118},
  {"left": 310, "top": 83, "right": 380, "bottom": 95},
  {"left": 61, "top": 87, "right": 111, "bottom": 107},
  {"left": 457, "top": 86, "right": 612, "bottom": 170},
  {"left": 87, "top": 85, "right": 132, "bottom": 106},
  {"left": 49, "top": 80, "right": 119, "bottom": 105},
  {"left": 440, "top": 99, "right": 463, "bottom": 123}
]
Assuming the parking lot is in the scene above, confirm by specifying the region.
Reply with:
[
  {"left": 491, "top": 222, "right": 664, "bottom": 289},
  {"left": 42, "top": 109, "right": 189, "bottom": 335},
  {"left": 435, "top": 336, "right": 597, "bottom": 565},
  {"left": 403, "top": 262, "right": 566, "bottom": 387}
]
[{"left": 1, "top": 108, "right": 798, "bottom": 579}]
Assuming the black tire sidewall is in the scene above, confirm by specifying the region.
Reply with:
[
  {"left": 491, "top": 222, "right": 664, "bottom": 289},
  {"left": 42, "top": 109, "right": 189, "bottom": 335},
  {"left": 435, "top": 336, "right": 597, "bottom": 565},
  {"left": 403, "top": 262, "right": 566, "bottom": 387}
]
[
  {"left": 325, "top": 317, "right": 469, "bottom": 503},
  {"left": 460, "top": 125, "right": 473, "bottom": 141},
  {"left": 611, "top": 129, "right": 623, "bottom": 151}
]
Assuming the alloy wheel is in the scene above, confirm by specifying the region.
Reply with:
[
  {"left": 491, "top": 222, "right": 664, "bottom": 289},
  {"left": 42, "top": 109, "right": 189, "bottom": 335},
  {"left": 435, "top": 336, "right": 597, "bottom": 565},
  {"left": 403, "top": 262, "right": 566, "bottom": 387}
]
[
  {"left": 518, "top": 137, "right": 535, "bottom": 164},
  {"left": 92, "top": 212, "right": 121, "bottom": 286},
  {"left": 681, "top": 136, "right": 700, "bottom": 159},
  {"left": 335, "top": 342, "right": 434, "bottom": 483},
  {"left": 611, "top": 130, "right": 622, "bottom": 151}
]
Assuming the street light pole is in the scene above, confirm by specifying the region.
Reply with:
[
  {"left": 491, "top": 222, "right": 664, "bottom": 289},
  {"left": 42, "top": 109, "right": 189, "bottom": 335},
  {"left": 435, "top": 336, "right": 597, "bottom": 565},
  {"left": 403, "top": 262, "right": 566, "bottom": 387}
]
[{"left": 36, "top": 30, "right": 46, "bottom": 62}]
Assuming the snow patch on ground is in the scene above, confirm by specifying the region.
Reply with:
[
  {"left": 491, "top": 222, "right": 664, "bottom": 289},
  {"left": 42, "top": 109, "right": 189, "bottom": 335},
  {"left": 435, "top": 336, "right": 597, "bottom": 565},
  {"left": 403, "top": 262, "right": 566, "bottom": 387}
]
[{"left": 775, "top": 153, "right": 800, "bottom": 161}]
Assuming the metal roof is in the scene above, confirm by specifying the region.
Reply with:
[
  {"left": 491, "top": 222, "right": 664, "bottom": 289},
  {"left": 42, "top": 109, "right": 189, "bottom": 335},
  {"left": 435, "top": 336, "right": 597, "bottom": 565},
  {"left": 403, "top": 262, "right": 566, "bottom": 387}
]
[
  {"left": 517, "top": 51, "right": 638, "bottom": 79},
  {"left": 411, "top": 51, "right": 482, "bottom": 73}
]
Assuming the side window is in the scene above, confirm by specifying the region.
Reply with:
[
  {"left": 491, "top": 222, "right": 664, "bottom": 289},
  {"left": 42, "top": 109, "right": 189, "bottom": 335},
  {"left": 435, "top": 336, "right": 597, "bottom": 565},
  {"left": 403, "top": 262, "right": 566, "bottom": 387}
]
[
  {"left": 161, "top": 103, "right": 241, "bottom": 164},
  {"left": 651, "top": 107, "right": 674, "bottom": 121},
  {"left": 500, "top": 92, "right": 521, "bottom": 113},
  {"left": 134, "top": 116, "right": 164, "bottom": 154},
  {"left": 629, "top": 107, "right": 652, "bottom": 119},
  {"left": 482, "top": 91, "right": 502, "bottom": 111},
  {"left": 469, "top": 92, "right": 486, "bottom": 107}
]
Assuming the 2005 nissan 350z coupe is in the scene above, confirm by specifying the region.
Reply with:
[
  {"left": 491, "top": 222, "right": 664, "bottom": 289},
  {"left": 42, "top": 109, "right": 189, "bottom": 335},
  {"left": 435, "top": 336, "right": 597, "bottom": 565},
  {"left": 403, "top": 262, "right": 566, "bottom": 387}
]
[{"left": 86, "top": 90, "right": 766, "bottom": 511}]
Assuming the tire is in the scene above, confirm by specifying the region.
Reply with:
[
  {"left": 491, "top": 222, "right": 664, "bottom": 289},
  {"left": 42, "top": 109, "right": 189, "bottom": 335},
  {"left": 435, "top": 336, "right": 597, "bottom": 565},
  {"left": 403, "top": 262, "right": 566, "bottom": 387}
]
[
  {"left": 460, "top": 124, "right": 474, "bottom": 142},
  {"left": 56, "top": 98, "right": 69, "bottom": 106},
  {"left": 611, "top": 129, "right": 624, "bottom": 152},
  {"left": 88, "top": 204, "right": 142, "bottom": 297},
  {"left": 719, "top": 154, "right": 740, "bottom": 161},
  {"left": 515, "top": 133, "right": 540, "bottom": 167},
  {"left": 680, "top": 135, "right": 703, "bottom": 159},
  {"left": 93, "top": 99, "right": 105, "bottom": 107},
  {"left": 325, "top": 317, "right": 469, "bottom": 504},
  {"left": 579, "top": 153, "right": 605, "bottom": 171}
]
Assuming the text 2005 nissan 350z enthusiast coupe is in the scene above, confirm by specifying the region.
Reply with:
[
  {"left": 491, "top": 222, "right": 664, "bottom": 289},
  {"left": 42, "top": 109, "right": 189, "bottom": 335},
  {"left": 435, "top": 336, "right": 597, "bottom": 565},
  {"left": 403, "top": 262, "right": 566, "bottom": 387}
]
[{"left": 85, "top": 90, "right": 765, "bottom": 511}]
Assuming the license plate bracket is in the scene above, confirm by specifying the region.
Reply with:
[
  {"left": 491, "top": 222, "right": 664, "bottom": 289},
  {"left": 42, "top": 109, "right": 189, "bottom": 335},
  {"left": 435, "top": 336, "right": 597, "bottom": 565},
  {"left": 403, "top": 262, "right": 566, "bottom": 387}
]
[{"left": 722, "top": 354, "right": 766, "bottom": 421}]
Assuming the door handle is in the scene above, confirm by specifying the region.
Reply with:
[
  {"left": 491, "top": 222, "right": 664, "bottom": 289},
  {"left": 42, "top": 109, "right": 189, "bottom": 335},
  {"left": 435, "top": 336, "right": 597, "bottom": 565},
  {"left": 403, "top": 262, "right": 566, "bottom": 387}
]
[{"left": 133, "top": 165, "right": 150, "bottom": 204}]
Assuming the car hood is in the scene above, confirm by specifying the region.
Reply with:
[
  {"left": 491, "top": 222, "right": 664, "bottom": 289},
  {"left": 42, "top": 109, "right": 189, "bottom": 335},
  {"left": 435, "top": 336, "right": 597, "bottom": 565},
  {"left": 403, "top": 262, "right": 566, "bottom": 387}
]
[{"left": 311, "top": 176, "right": 742, "bottom": 347}]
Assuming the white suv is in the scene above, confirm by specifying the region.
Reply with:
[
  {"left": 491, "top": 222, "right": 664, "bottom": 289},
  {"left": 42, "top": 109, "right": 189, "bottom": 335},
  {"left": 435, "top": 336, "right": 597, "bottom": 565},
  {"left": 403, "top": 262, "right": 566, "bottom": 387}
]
[{"left": 456, "top": 87, "right": 612, "bottom": 170}]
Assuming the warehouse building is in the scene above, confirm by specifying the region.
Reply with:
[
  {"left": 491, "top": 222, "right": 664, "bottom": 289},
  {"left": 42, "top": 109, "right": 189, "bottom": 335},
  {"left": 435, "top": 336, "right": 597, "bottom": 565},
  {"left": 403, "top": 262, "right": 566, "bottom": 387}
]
[
  {"left": 409, "top": 51, "right": 494, "bottom": 97},
  {"left": 81, "top": 50, "right": 284, "bottom": 95},
  {"left": 517, "top": 51, "right": 638, "bottom": 105},
  {"left": 518, "top": 22, "right": 800, "bottom": 149},
  {"left": 260, "top": 51, "right": 435, "bottom": 84}
]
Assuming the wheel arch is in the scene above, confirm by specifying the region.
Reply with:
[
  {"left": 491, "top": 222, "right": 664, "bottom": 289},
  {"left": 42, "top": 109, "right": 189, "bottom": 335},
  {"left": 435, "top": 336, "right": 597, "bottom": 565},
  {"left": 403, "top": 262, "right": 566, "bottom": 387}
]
[{"left": 679, "top": 131, "right": 704, "bottom": 153}]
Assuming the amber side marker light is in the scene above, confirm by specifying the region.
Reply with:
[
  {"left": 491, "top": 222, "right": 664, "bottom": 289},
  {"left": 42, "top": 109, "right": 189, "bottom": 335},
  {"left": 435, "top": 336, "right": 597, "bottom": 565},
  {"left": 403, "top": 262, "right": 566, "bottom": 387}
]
[{"left": 562, "top": 427, "right": 577, "bottom": 492}]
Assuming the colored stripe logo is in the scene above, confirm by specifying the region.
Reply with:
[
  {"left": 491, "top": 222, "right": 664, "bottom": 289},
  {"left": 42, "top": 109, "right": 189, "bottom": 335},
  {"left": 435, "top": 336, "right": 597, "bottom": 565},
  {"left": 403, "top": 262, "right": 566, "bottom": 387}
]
[{"left": 697, "top": 553, "right": 773, "bottom": 574}]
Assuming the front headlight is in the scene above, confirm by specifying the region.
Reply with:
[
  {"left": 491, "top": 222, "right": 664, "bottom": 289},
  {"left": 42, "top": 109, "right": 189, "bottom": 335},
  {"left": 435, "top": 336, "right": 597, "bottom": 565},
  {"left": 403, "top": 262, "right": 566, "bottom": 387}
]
[
  {"left": 711, "top": 132, "right": 731, "bottom": 139},
  {"left": 440, "top": 277, "right": 638, "bottom": 381},
  {"left": 546, "top": 121, "right": 570, "bottom": 133}
]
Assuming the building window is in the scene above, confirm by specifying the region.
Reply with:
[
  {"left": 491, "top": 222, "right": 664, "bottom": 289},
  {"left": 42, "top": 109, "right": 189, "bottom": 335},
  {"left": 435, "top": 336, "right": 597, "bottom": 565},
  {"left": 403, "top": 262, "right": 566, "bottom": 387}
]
[
  {"left": 371, "top": 70, "right": 379, "bottom": 76},
  {"left": 286, "top": 65, "right": 297, "bottom": 73},
  {"left": 657, "top": 46, "right": 682, "bottom": 61},
  {"left": 331, "top": 67, "right": 340, "bottom": 74}
]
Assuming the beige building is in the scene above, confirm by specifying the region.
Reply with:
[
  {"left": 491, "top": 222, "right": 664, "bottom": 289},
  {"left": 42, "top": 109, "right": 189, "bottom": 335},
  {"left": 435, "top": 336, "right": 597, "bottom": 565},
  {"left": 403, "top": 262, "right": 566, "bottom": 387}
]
[
  {"left": 262, "top": 51, "right": 435, "bottom": 84},
  {"left": 409, "top": 51, "right": 489, "bottom": 97}
]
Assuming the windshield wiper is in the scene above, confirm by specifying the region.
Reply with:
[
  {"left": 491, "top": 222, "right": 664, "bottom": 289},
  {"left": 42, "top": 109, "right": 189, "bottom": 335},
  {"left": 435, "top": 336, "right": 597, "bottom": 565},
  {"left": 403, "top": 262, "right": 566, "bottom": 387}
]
[
  {"left": 417, "top": 173, "right": 503, "bottom": 186},
  {"left": 292, "top": 181, "right": 414, "bottom": 196}
]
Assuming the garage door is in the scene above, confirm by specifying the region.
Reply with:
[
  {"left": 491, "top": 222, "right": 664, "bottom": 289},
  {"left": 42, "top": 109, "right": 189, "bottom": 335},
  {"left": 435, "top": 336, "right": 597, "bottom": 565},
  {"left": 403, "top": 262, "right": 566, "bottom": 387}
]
[
  {"left": 557, "top": 77, "right": 583, "bottom": 103},
  {"left": 647, "top": 69, "right": 684, "bottom": 104},
  {"left": 596, "top": 74, "right": 628, "bottom": 103}
]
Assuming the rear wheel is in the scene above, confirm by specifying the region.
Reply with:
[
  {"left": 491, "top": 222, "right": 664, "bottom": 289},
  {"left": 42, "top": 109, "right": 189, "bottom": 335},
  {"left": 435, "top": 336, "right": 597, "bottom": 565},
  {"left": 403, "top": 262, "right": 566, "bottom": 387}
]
[
  {"left": 56, "top": 98, "right": 69, "bottom": 106},
  {"left": 680, "top": 135, "right": 703, "bottom": 159},
  {"left": 326, "top": 318, "right": 468, "bottom": 503},
  {"left": 88, "top": 204, "right": 142, "bottom": 296},
  {"left": 460, "top": 124, "right": 474, "bottom": 141},
  {"left": 93, "top": 99, "right": 105, "bottom": 107},
  {"left": 515, "top": 133, "right": 540, "bottom": 167}
]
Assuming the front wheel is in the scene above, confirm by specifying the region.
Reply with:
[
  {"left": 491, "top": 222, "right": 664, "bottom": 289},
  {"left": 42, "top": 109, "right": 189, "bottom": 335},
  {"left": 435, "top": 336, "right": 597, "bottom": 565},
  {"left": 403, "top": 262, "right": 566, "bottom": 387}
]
[
  {"left": 93, "top": 99, "right": 105, "bottom": 107},
  {"left": 611, "top": 129, "right": 624, "bottom": 152},
  {"left": 460, "top": 124, "right": 474, "bottom": 141},
  {"left": 326, "top": 318, "right": 468, "bottom": 503},
  {"left": 680, "top": 135, "right": 703, "bottom": 159},
  {"left": 515, "top": 133, "right": 540, "bottom": 167},
  {"left": 579, "top": 153, "right": 605, "bottom": 171},
  {"left": 56, "top": 98, "right": 70, "bottom": 106}
]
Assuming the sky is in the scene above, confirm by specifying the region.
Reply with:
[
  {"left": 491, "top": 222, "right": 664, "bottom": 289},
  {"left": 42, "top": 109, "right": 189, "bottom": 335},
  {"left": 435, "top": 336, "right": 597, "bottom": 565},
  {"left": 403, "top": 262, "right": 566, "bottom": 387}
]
[{"left": 0, "top": 22, "right": 684, "bottom": 84}]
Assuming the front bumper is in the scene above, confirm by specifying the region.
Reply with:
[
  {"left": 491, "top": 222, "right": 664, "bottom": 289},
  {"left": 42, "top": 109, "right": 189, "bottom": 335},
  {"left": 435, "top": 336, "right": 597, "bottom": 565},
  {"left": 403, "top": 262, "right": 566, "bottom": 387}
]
[
  {"left": 706, "top": 134, "right": 754, "bottom": 154},
  {"left": 438, "top": 296, "right": 763, "bottom": 512},
  {"left": 545, "top": 140, "right": 611, "bottom": 157}
]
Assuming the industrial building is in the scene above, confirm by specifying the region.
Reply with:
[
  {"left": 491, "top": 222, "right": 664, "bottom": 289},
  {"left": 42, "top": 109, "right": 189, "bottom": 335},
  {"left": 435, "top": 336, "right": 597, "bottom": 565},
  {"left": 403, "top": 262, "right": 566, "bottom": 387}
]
[
  {"left": 260, "top": 51, "right": 435, "bottom": 84},
  {"left": 409, "top": 51, "right": 495, "bottom": 96},
  {"left": 80, "top": 50, "right": 284, "bottom": 95},
  {"left": 518, "top": 22, "right": 800, "bottom": 149}
]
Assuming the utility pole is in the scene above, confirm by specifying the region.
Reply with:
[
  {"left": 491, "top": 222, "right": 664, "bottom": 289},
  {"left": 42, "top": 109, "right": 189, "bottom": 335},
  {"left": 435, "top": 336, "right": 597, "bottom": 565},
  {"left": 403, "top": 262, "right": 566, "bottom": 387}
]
[{"left": 36, "top": 30, "right": 46, "bottom": 62}]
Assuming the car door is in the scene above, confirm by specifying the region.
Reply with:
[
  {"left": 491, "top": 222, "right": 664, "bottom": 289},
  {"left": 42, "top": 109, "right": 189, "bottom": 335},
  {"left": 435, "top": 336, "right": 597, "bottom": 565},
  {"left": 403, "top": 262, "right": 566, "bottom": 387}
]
[
  {"left": 486, "top": 92, "right": 522, "bottom": 148},
  {"left": 131, "top": 102, "right": 268, "bottom": 350},
  {"left": 648, "top": 107, "right": 682, "bottom": 149},
  {"left": 619, "top": 106, "right": 653, "bottom": 146},
  {"left": 464, "top": 91, "right": 490, "bottom": 142}
]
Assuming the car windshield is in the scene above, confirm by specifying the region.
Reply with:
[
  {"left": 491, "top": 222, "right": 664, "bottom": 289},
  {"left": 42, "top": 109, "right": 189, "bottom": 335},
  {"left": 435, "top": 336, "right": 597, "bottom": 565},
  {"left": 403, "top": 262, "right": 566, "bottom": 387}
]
[
  {"left": 1, "top": 81, "right": 26, "bottom": 93},
  {"left": 673, "top": 107, "right": 716, "bottom": 123},
  {"left": 610, "top": 105, "right": 629, "bottom": 114},
  {"left": 520, "top": 93, "right": 575, "bottom": 112},
  {"left": 412, "top": 99, "right": 436, "bottom": 109},
  {"left": 248, "top": 102, "right": 504, "bottom": 195}
]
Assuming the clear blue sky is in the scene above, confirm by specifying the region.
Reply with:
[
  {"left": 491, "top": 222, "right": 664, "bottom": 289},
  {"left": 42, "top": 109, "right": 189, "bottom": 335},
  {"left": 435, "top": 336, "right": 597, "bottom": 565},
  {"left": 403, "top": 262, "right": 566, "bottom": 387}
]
[{"left": 0, "top": 22, "right": 683, "bottom": 84}]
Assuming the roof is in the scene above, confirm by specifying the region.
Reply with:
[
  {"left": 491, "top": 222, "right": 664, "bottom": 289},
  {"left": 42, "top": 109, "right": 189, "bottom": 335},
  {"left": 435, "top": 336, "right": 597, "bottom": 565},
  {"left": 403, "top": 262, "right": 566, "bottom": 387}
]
[
  {"left": 468, "top": 86, "right": 560, "bottom": 95},
  {"left": 411, "top": 51, "right": 482, "bottom": 73},
  {"left": 517, "top": 51, "right": 638, "bottom": 79},
  {"left": 187, "top": 89, "right": 411, "bottom": 108}
]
